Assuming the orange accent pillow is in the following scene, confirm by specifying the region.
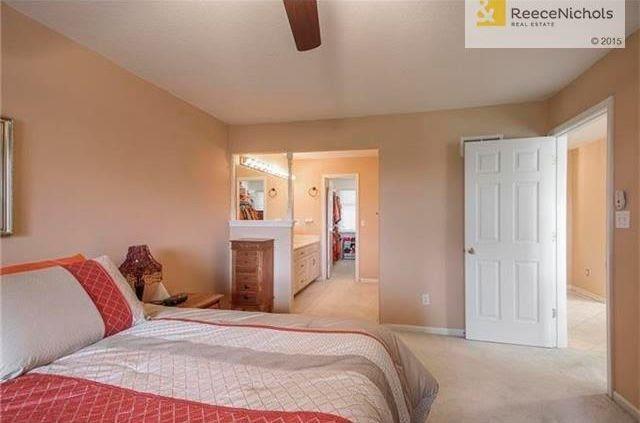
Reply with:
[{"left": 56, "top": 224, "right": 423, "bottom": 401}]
[{"left": 0, "top": 254, "right": 86, "bottom": 276}]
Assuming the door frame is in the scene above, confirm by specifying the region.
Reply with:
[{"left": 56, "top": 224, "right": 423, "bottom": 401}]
[
  {"left": 549, "top": 96, "right": 614, "bottom": 397},
  {"left": 320, "top": 173, "right": 360, "bottom": 282}
]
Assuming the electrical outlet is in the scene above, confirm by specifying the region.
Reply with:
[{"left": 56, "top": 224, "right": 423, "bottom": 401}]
[{"left": 421, "top": 294, "right": 430, "bottom": 305}]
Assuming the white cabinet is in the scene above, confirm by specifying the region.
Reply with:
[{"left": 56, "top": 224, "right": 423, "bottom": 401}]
[{"left": 293, "top": 242, "right": 321, "bottom": 294}]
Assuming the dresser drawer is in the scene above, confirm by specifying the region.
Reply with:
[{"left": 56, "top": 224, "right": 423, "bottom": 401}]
[
  {"left": 234, "top": 272, "right": 258, "bottom": 284},
  {"left": 295, "top": 258, "right": 308, "bottom": 273},
  {"left": 235, "top": 279, "right": 260, "bottom": 292},
  {"left": 235, "top": 256, "right": 259, "bottom": 269},
  {"left": 236, "top": 250, "right": 258, "bottom": 260},
  {"left": 233, "top": 290, "right": 259, "bottom": 305},
  {"left": 294, "top": 247, "right": 307, "bottom": 261}
]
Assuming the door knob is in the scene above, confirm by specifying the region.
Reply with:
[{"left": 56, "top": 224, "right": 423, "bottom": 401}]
[{"left": 467, "top": 247, "right": 476, "bottom": 255}]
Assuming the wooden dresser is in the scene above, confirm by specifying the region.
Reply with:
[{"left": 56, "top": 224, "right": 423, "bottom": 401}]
[{"left": 231, "top": 239, "right": 274, "bottom": 312}]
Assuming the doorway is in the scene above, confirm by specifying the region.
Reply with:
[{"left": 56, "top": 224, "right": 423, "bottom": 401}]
[
  {"left": 552, "top": 100, "right": 612, "bottom": 397},
  {"left": 323, "top": 175, "right": 359, "bottom": 283},
  {"left": 289, "top": 150, "right": 379, "bottom": 322},
  {"left": 462, "top": 98, "right": 613, "bottom": 398}
]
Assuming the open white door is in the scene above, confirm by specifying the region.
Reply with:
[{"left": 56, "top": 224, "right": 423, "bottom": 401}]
[{"left": 465, "top": 137, "right": 557, "bottom": 347}]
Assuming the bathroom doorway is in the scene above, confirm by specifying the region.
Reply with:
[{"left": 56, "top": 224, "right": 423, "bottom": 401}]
[{"left": 290, "top": 149, "right": 379, "bottom": 322}]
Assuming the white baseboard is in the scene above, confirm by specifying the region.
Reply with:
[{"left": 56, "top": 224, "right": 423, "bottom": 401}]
[
  {"left": 568, "top": 285, "right": 606, "bottom": 303},
  {"left": 385, "top": 323, "right": 465, "bottom": 337},
  {"left": 613, "top": 391, "right": 640, "bottom": 420},
  {"left": 359, "top": 278, "right": 379, "bottom": 283}
]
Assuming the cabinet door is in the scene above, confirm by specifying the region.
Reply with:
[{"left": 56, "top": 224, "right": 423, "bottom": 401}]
[
  {"left": 295, "top": 257, "right": 308, "bottom": 292},
  {"left": 309, "top": 253, "right": 320, "bottom": 281}
]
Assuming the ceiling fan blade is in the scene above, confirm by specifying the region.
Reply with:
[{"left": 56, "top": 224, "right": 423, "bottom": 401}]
[{"left": 283, "top": 0, "right": 321, "bottom": 51}]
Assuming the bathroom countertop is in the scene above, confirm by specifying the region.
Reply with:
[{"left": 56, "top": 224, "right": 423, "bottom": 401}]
[{"left": 293, "top": 234, "right": 320, "bottom": 250}]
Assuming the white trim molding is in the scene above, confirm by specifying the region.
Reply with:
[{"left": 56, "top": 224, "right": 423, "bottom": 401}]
[
  {"left": 359, "top": 278, "right": 379, "bottom": 283},
  {"left": 568, "top": 285, "right": 606, "bottom": 303},
  {"left": 385, "top": 324, "right": 465, "bottom": 338},
  {"left": 612, "top": 392, "right": 640, "bottom": 420},
  {"left": 229, "top": 220, "right": 294, "bottom": 228}
]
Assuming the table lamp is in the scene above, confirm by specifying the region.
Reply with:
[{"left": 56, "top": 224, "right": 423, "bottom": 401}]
[{"left": 119, "top": 245, "right": 162, "bottom": 300}]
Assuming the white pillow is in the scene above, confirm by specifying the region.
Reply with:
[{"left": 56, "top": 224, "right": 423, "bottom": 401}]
[
  {"left": 92, "top": 255, "right": 146, "bottom": 326},
  {"left": 0, "top": 266, "right": 105, "bottom": 381}
]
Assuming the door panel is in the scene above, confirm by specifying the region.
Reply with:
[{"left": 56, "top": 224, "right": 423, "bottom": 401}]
[
  {"left": 477, "top": 183, "right": 500, "bottom": 242},
  {"left": 465, "top": 137, "right": 557, "bottom": 347},
  {"left": 477, "top": 260, "right": 501, "bottom": 320}
]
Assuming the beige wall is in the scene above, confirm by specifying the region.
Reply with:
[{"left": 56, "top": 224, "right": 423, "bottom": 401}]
[
  {"left": 0, "top": 5, "right": 231, "bottom": 295},
  {"left": 547, "top": 32, "right": 639, "bottom": 408},
  {"left": 230, "top": 101, "right": 549, "bottom": 330},
  {"left": 292, "top": 156, "right": 379, "bottom": 280},
  {"left": 568, "top": 140, "right": 606, "bottom": 299}
]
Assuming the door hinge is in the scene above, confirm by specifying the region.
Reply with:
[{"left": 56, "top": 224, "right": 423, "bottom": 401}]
[{"left": 552, "top": 308, "right": 557, "bottom": 318}]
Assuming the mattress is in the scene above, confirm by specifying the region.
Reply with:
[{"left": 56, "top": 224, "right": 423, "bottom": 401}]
[{"left": 1, "top": 307, "right": 438, "bottom": 422}]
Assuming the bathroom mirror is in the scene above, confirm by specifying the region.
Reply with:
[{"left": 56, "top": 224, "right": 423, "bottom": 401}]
[
  {"left": 234, "top": 153, "right": 289, "bottom": 221},
  {"left": 237, "top": 177, "right": 266, "bottom": 220}
]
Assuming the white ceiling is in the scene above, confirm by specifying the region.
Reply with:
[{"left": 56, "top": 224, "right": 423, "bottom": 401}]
[
  {"left": 8, "top": 1, "right": 639, "bottom": 125},
  {"left": 568, "top": 114, "right": 607, "bottom": 149}
]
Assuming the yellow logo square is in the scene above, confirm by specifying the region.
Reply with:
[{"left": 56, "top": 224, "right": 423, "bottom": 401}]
[{"left": 476, "top": 0, "right": 506, "bottom": 27}]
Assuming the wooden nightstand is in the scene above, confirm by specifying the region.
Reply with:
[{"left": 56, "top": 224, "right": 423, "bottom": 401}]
[{"left": 177, "top": 293, "right": 224, "bottom": 309}]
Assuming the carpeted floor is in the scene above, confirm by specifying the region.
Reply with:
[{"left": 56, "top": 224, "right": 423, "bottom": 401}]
[
  {"left": 294, "top": 273, "right": 631, "bottom": 422},
  {"left": 292, "top": 260, "right": 378, "bottom": 322}
]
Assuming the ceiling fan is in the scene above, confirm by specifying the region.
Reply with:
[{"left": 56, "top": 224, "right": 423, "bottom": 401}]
[{"left": 283, "top": 0, "right": 321, "bottom": 51}]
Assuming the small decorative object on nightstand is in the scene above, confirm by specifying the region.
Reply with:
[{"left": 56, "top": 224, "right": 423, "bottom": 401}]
[
  {"left": 231, "top": 238, "right": 274, "bottom": 312},
  {"left": 119, "top": 245, "right": 162, "bottom": 300}
]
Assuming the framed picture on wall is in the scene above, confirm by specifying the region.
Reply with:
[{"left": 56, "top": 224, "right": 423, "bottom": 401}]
[{"left": 1, "top": 117, "right": 14, "bottom": 236}]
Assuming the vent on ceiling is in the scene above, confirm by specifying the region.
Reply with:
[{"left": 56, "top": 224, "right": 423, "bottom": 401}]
[{"left": 459, "top": 134, "right": 504, "bottom": 157}]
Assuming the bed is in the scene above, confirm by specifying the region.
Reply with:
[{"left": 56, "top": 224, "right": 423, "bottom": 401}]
[{"left": 0, "top": 255, "right": 438, "bottom": 422}]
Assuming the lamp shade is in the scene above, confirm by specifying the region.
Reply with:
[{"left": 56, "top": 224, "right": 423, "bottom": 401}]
[{"left": 119, "top": 245, "right": 162, "bottom": 300}]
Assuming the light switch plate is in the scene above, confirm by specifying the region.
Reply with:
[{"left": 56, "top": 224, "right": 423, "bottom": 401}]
[{"left": 615, "top": 211, "right": 630, "bottom": 229}]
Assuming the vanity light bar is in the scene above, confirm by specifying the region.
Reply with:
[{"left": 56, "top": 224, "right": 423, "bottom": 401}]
[{"left": 240, "top": 156, "right": 290, "bottom": 179}]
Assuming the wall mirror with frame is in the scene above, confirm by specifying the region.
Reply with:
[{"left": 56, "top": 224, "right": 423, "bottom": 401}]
[
  {"left": 234, "top": 153, "right": 289, "bottom": 221},
  {"left": 1, "top": 117, "right": 14, "bottom": 236},
  {"left": 237, "top": 177, "right": 266, "bottom": 220}
]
